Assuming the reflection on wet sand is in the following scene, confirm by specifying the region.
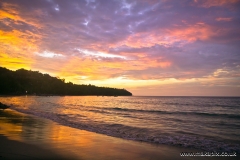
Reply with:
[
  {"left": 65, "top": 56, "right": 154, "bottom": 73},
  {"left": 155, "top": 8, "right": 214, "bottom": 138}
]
[
  {"left": 0, "top": 109, "right": 47, "bottom": 142},
  {"left": 0, "top": 109, "right": 222, "bottom": 160}
]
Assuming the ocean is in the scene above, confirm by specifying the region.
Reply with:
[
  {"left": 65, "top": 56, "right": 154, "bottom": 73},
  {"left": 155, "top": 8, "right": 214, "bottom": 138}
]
[{"left": 1, "top": 96, "right": 239, "bottom": 154}]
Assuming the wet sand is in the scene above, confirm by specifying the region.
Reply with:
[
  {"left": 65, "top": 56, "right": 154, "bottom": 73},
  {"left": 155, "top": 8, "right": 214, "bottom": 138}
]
[
  {"left": 0, "top": 135, "right": 72, "bottom": 160},
  {"left": 0, "top": 109, "right": 237, "bottom": 160}
]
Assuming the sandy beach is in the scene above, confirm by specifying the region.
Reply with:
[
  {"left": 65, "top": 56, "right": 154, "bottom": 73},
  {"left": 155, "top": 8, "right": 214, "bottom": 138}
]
[{"left": 0, "top": 108, "right": 237, "bottom": 160}]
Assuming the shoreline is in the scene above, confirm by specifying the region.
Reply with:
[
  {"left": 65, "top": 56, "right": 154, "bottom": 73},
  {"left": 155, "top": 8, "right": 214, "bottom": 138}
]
[{"left": 0, "top": 109, "right": 238, "bottom": 160}]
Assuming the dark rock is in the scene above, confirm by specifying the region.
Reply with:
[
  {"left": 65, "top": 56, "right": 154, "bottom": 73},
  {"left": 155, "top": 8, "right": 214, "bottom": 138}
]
[{"left": 0, "top": 102, "right": 10, "bottom": 109}]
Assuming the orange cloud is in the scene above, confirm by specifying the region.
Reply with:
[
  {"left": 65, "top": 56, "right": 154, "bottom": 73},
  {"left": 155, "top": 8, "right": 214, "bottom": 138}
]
[
  {"left": 0, "top": 53, "right": 32, "bottom": 70},
  {"left": 0, "top": 30, "right": 40, "bottom": 47},
  {"left": 56, "top": 54, "right": 171, "bottom": 83},
  {"left": 0, "top": 2, "right": 44, "bottom": 71},
  {"left": 0, "top": 2, "right": 43, "bottom": 29},
  {"left": 0, "top": 29, "right": 40, "bottom": 70}
]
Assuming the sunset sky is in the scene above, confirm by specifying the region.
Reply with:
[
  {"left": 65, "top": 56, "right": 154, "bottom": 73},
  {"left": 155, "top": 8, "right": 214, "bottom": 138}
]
[{"left": 0, "top": 0, "right": 240, "bottom": 96}]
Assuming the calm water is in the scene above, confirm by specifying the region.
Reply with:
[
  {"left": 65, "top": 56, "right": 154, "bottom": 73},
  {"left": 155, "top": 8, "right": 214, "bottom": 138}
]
[{"left": 1, "top": 96, "right": 240, "bottom": 153}]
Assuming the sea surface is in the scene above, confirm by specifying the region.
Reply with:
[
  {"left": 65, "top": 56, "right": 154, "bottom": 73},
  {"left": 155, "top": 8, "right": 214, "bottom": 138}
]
[{"left": 1, "top": 96, "right": 240, "bottom": 153}]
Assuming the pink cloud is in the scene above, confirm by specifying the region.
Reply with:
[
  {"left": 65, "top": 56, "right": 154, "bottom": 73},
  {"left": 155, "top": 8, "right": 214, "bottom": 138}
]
[
  {"left": 194, "top": 0, "right": 239, "bottom": 8},
  {"left": 215, "top": 17, "right": 233, "bottom": 22}
]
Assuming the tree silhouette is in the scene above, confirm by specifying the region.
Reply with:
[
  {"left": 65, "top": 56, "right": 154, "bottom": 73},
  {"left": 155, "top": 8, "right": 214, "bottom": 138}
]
[{"left": 0, "top": 67, "right": 132, "bottom": 96}]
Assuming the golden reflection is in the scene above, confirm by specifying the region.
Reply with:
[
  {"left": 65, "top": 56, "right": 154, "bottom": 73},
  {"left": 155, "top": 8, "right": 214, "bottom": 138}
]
[
  {"left": 0, "top": 108, "right": 120, "bottom": 158},
  {"left": 0, "top": 105, "right": 195, "bottom": 159},
  {"left": 0, "top": 110, "right": 23, "bottom": 141},
  {"left": 3, "top": 96, "right": 32, "bottom": 109}
]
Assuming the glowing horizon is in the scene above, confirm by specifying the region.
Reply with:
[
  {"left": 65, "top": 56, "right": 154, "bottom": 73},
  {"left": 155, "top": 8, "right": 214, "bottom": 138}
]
[{"left": 0, "top": 0, "right": 239, "bottom": 96}]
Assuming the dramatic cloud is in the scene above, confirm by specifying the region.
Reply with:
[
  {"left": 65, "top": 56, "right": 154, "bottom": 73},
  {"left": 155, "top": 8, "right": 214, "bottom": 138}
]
[{"left": 0, "top": 0, "right": 239, "bottom": 96}]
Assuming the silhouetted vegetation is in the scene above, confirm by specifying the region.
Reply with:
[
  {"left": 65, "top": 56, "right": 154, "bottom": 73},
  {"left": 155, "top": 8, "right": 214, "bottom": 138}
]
[{"left": 0, "top": 67, "right": 132, "bottom": 96}]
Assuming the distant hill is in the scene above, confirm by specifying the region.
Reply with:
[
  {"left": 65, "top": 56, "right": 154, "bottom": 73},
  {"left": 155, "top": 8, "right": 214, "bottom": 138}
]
[{"left": 0, "top": 67, "right": 132, "bottom": 96}]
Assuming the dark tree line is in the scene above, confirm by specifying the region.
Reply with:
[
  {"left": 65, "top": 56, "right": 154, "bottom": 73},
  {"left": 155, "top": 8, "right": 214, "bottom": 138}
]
[{"left": 0, "top": 67, "right": 132, "bottom": 96}]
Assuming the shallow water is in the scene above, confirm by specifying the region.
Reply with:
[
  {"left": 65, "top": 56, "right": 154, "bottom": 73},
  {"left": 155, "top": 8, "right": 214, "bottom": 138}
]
[
  {"left": 0, "top": 96, "right": 240, "bottom": 153},
  {"left": 0, "top": 109, "right": 206, "bottom": 160}
]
